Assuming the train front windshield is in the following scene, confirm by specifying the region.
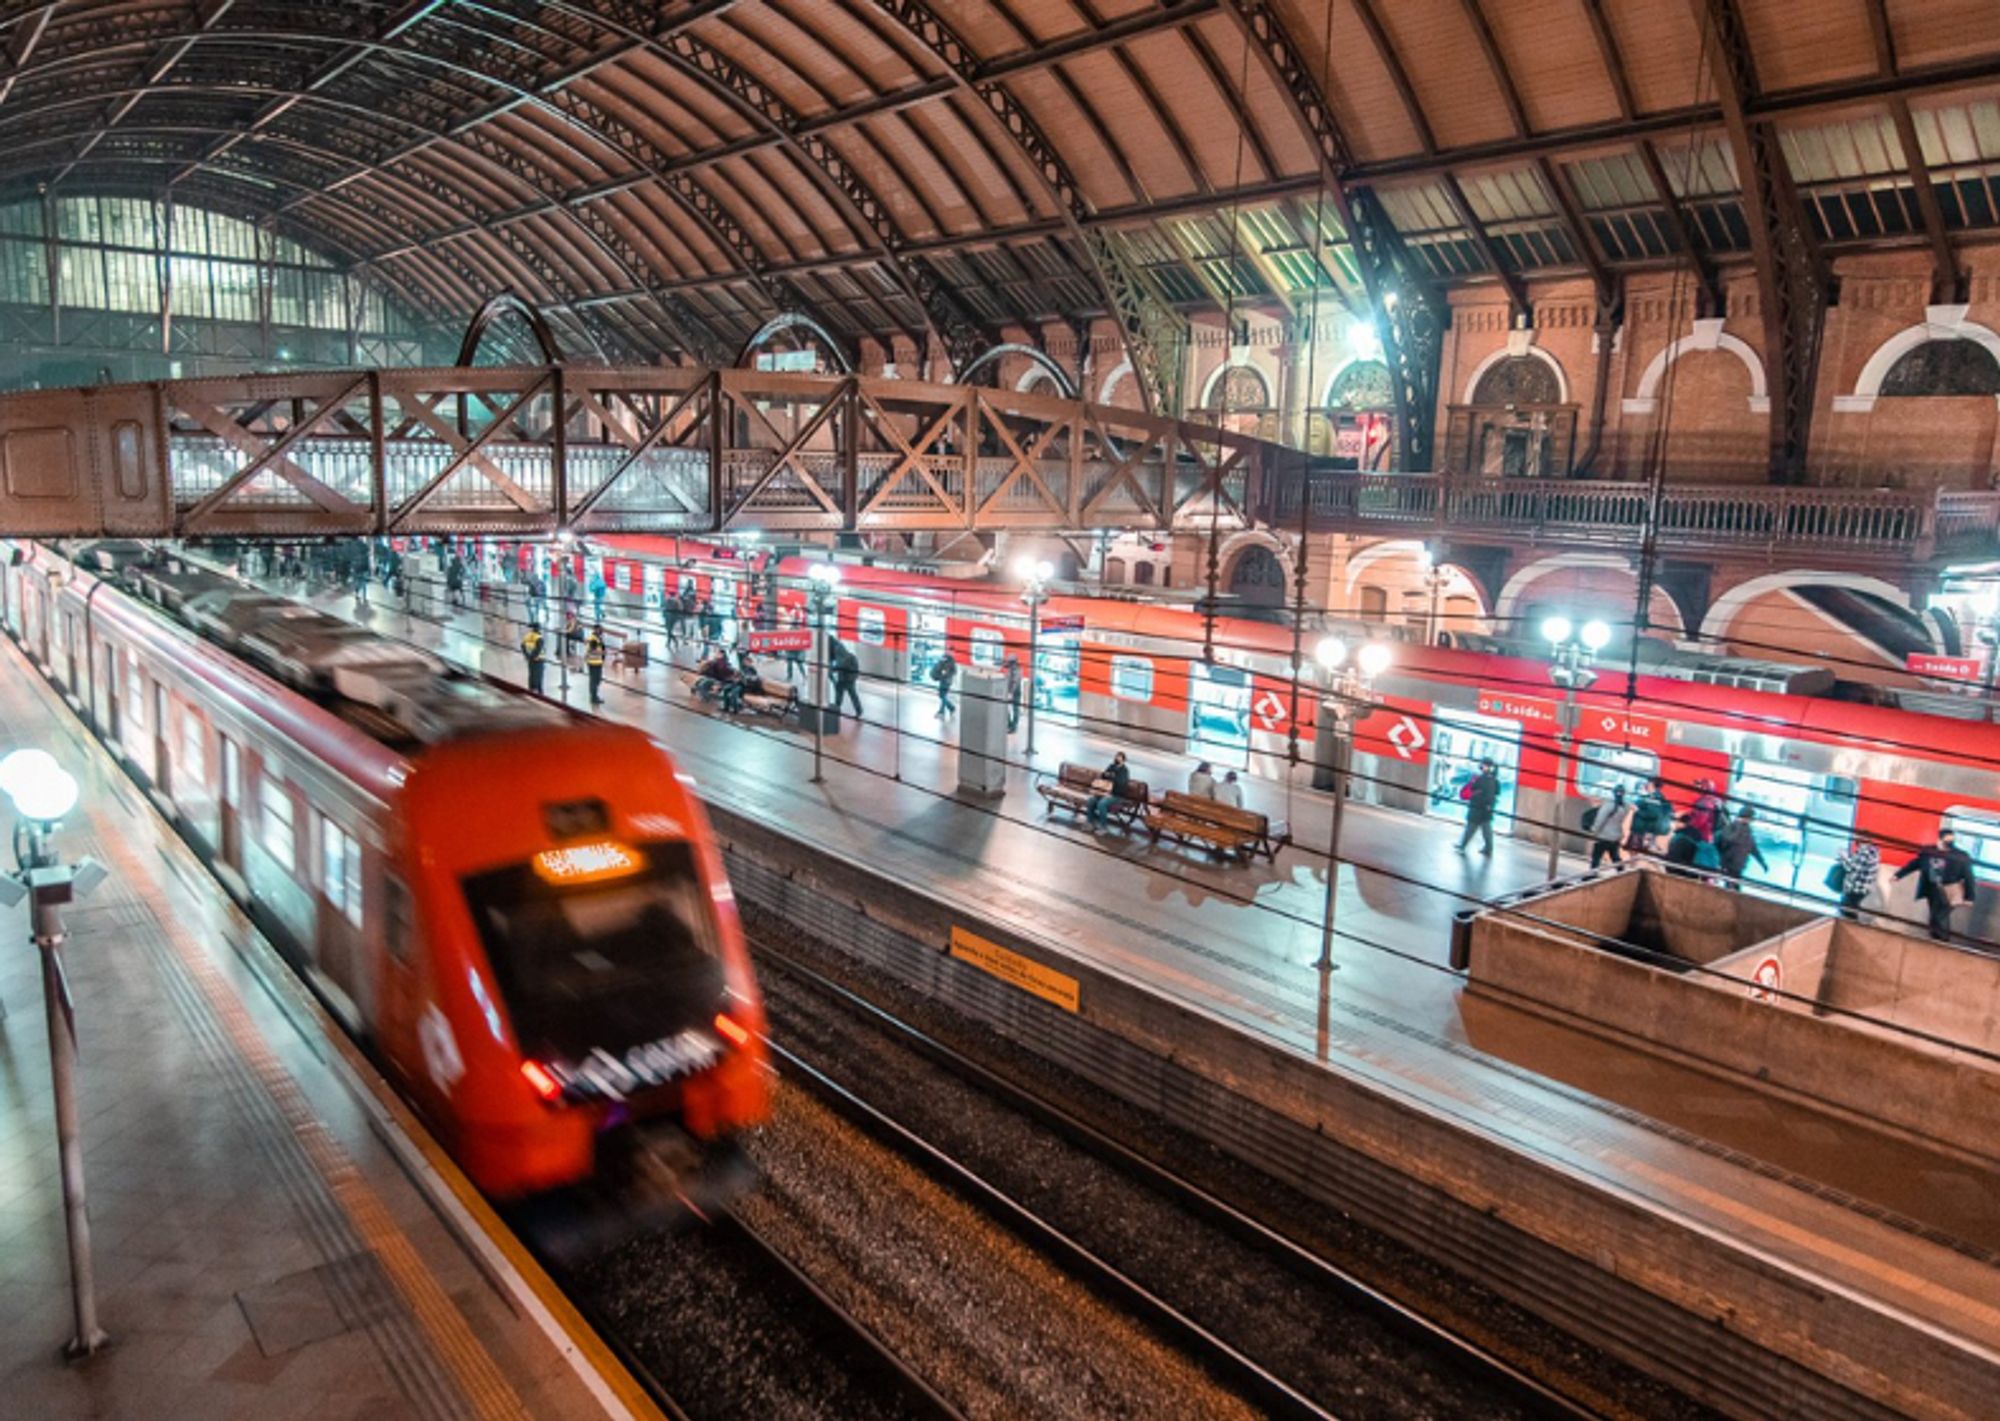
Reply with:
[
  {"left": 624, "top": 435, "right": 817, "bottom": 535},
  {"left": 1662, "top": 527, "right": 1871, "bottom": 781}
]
[{"left": 463, "top": 841, "right": 728, "bottom": 1062}]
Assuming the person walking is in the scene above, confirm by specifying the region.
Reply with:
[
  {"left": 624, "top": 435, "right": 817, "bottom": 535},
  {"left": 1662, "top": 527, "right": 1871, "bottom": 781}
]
[
  {"left": 585, "top": 625, "right": 607, "bottom": 706},
  {"left": 829, "top": 637, "right": 864, "bottom": 719},
  {"left": 446, "top": 555, "right": 466, "bottom": 609},
  {"left": 662, "top": 589, "right": 683, "bottom": 651},
  {"left": 522, "top": 624, "right": 547, "bottom": 695},
  {"left": 588, "top": 568, "right": 608, "bottom": 624},
  {"left": 1189, "top": 760, "right": 1216, "bottom": 798},
  {"left": 931, "top": 649, "right": 958, "bottom": 717},
  {"left": 780, "top": 602, "right": 808, "bottom": 681},
  {"left": 1832, "top": 840, "right": 1880, "bottom": 919},
  {"left": 1895, "top": 829, "right": 1977, "bottom": 942},
  {"left": 527, "top": 569, "right": 547, "bottom": 627},
  {"left": 1687, "top": 778, "right": 1724, "bottom": 842},
  {"left": 1004, "top": 654, "right": 1024, "bottom": 732},
  {"left": 1628, "top": 776, "right": 1675, "bottom": 855},
  {"left": 1587, "top": 785, "right": 1632, "bottom": 869},
  {"left": 1214, "top": 770, "right": 1244, "bottom": 808},
  {"left": 1455, "top": 757, "right": 1501, "bottom": 855},
  {"left": 1714, "top": 806, "right": 1769, "bottom": 889},
  {"left": 1087, "top": 752, "right": 1131, "bottom": 830},
  {"left": 1663, "top": 815, "right": 1704, "bottom": 878},
  {"left": 698, "top": 595, "right": 720, "bottom": 655}
]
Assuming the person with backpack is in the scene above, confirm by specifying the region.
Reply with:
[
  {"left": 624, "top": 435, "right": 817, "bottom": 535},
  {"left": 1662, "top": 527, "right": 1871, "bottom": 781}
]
[
  {"left": 1687, "top": 778, "right": 1724, "bottom": 842},
  {"left": 1628, "top": 777, "right": 1675, "bottom": 854},
  {"left": 1455, "top": 758, "right": 1502, "bottom": 855},
  {"left": 931, "top": 649, "right": 958, "bottom": 717},
  {"left": 829, "top": 637, "right": 864, "bottom": 718},
  {"left": 1714, "top": 805, "right": 1770, "bottom": 888},
  {"left": 1586, "top": 784, "right": 1632, "bottom": 868}
]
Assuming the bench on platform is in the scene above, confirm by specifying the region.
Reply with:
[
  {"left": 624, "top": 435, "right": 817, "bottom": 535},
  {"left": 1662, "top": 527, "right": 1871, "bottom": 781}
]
[
  {"left": 681, "top": 671, "right": 800, "bottom": 721},
  {"left": 1037, "top": 761, "right": 1150, "bottom": 827},
  {"left": 1146, "top": 791, "right": 1290, "bottom": 862}
]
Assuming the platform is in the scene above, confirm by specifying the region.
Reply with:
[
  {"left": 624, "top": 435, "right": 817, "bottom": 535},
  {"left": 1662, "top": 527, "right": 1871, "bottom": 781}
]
[
  {"left": 0, "top": 643, "right": 645, "bottom": 1421},
  {"left": 295, "top": 570, "right": 2000, "bottom": 1416}
]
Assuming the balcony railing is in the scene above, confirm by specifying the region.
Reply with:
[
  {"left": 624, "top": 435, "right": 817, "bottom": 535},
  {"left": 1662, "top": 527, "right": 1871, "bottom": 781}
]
[{"left": 1263, "top": 473, "right": 2000, "bottom": 562}]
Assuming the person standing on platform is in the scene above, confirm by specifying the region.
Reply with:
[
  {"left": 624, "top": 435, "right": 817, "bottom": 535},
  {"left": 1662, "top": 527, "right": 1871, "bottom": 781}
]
[
  {"left": 1833, "top": 840, "right": 1880, "bottom": 919},
  {"left": 1895, "top": 829, "right": 1976, "bottom": 941},
  {"left": 1214, "top": 770, "right": 1244, "bottom": 808},
  {"left": 1714, "top": 806, "right": 1769, "bottom": 889},
  {"left": 1455, "top": 757, "right": 1501, "bottom": 855},
  {"left": 662, "top": 589, "right": 683, "bottom": 651},
  {"left": 1588, "top": 785, "right": 1632, "bottom": 868},
  {"left": 1087, "top": 752, "right": 1131, "bottom": 830},
  {"left": 589, "top": 568, "right": 608, "bottom": 624},
  {"left": 1628, "top": 776, "right": 1675, "bottom": 855},
  {"left": 446, "top": 555, "right": 466, "bottom": 609},
  {"left": 351, "top": 542, "right": 372, "bottom": 607},
  {"left": 527, "top": 569, "right": 547, "bottom": 627},
  {"left": 931, "top": 649, "right": 958, "bottom": 718},
  {"left": 1189, "top": 761, "right": 1217, "bottom": 798},
  {"left": 522, "top": 625, "right": 546, "bottom": 695},
  {"left": 829, "top": 637, "right": 864, "bottom": 720},
  {"left": 563, "top": 606, "right": 584, "bottom": 664},
  {"left": 585, "top": 625, "right": 607, "bottom": 706},
  {"left": 1004, "top": 654, "right": 1025, "bottom": 732},
  {"left": 698, "top": 596, "right": 721, "bottom": 655},
  {"left": 780, "top": 602, "right": 808, "bottom": 681},
  {"left": 1687, "top": 778, "right": 1724, "bottom": 842}
]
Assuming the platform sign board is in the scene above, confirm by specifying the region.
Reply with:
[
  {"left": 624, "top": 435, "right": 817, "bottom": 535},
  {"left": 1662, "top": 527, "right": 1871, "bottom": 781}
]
[
  {"left": 747, "top": 628, "right": 812, "bottom": 653},
  {"left": 1906, "top": 653, "right": 1982, "bottom": 682},
  {"left": 1579, "top": 708, "right": 1669, "bottom": 747},
  {"left": 1353, "top": 694, "right": 1433, "bottom": 765},
  {"left": 1040, "top": 614, "right": 1085, "bottom": 633},
  {"left": 1476, "top": 689, "right": 1560, "bottom": 728},
  {"left": 948, "top": 926, "right": 1080, "bottom": 1013}
]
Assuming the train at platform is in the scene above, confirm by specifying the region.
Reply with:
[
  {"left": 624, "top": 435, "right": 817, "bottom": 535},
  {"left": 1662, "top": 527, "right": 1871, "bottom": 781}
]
[
  {"left": 0, "top": 537, "right": 771, "bottom": 1224},
  {"left": 525, "top": 533, "right": 2000, "bottom": 930}
]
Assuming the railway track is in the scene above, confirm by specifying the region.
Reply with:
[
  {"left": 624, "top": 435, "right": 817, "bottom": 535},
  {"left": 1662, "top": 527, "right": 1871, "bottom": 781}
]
[{"left": 754, "top": 938, "right": 1640, "bottom": 1421}]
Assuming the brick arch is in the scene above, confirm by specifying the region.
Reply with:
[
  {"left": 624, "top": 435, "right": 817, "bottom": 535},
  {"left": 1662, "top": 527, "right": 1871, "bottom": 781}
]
[
  {"left": 1699, "top": 571, "right": 1924, "bottom": 647},
  {"left": 1494, "top": 554, "right": 1687, "bottom": 637},
  {"left": 1461, "top": 344, "right": 1569, "bottom": 405},
  {"left": 1837, "top": 312, "right": 2000, "bottom": 413},
  {"left": 1624, "top": 318, "right": 1769, "bottom": 415}
]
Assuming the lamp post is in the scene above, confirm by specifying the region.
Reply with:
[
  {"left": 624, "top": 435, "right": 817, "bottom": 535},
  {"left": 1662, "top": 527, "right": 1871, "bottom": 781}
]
[
  {"left": 1418, "top": 544, "right": 1445, "bottom": 647},
  {"left": 1542, "top": 615, "right": 1610, "bottom": 880},
  {"left": 1013, "top": 556, "right": 1055, "bottom": 758},
  {"left": 1311, "top": 636, "right": 1394, "bottom": 974},
  {"left": 0, "top": 749, "right": 109, "bottom": 1360},
  {"left": 806, "top": 562, "right": 842, "bottom": 784}
]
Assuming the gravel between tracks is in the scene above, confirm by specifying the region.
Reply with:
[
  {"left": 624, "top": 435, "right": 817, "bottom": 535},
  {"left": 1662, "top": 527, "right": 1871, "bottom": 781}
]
[{"left": 746, "top": 910, "right": 1721, "bottom": 1421}]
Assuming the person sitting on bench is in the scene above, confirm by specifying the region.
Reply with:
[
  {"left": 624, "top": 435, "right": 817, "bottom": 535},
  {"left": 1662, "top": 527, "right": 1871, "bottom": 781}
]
[
  {"left": 695, "top": 650, "right": 739, "bottom": 707},
  {"left": 1087, "top": 752, "right": 1131, "bottom": 831}
]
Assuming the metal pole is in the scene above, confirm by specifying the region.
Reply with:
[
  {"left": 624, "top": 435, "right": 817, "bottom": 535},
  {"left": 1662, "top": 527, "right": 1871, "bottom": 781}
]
[
  {"left": 1546, "top": 684, "right": 1573, "bottom": 881},
  {"left": 28, "top": 831, "right": 107, "bottom": 1359},
  {"left": 1025, "top": 597, "right": 1040, "bottom": 758},
  {"left": 811, "top": 596, "right": 827, "bottom": 785},
  {"left": 1315, "top": 703, "right": 1348, "bottom": 973}
]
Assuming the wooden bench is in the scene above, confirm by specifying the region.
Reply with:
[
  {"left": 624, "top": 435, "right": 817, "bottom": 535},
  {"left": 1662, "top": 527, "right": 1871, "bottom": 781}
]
[
  {"left": 1146, "top": 791, "right": 1291, "bottom": 863},
  {"left": 680, "top": 671, "right": 800, "bottom": 721},
  {"left": 1036, "top": 761, "right": 1150, "bottom": 827}
]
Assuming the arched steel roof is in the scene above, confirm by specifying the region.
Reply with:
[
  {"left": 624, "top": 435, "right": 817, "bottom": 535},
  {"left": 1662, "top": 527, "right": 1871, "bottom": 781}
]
[{"left": 0, "top": 1, "right": 1993, "bottom": 390}]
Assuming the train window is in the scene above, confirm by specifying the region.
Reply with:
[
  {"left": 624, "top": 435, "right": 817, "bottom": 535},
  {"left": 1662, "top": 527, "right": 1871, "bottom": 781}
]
[
  {"left": 221, "top": 735, "right": 241, "bottom": 807},
  {"left": 461, "top": 841, "right": 725, "bottom": 1059},
  {"left": 383, "top": 874, "right": 414, "bottom": 966},
  {"left": 969, "top": 628, "right": 1004, "bottom": 668},
  {"left": 1574, "top": 746, "right": 1656, "bottom": 804},
  {"left": 179, "top": 711, "right": 204, "bottom": 788},
  {"left": 1110, "top": 654, "right": 1154, "bottom": 702},
  {"left": 1942, "top": 809, "right": 2000, "bottom": 879},
  {"left": 856, "top": 607, "right": 887, "bottom": 647},
  {"left": 125, "top": 650, "right": 145, "bottom": 731},
  {"left": 260, "top": 775, "right": 295, "bottom": 867},
  {"left": 320, "top": 815, "right": 364, "bottom": 929}
]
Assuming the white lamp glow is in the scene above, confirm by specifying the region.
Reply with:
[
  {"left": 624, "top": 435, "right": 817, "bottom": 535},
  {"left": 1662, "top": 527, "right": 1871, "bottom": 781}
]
[
  {"left": 1580, "top": 619, "right": 1612, "bottom": 652},
  {"left": 1, "top": 751, "right": 78, "bottom": 823},
  {"left": 1035, "top": 559, "right": 1055, "bottom": 582},
  {"left": 1358, "top": 642, "right": 1394, "bottom": 679},
  {"left": 807, "top": 561, "right": 842, "bottom": 587},
  {"left": 1542, "top": 615, "right": 1572, "bottom": 646},
  {"left": 1315, "top": 636, "right": 1348, "bottom": 671},
  {"left": 1011, "top": 555, "right": 1035, "bottom": 580},
  {"left": 1346, "top": 319, "right": 1383, "bottom": 363}
]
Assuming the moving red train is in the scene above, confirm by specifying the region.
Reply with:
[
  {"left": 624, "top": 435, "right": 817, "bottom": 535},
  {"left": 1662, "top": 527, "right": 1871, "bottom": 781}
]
[
  {"left": 536, "top": 533, "right": 2000, "bottom": 931},
  {"left": 0, "top": 538, "right": 770, "bottom": 1217}
]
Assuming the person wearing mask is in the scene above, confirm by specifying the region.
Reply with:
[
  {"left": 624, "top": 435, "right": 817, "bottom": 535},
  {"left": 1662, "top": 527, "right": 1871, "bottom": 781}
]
[
  {"left": 1455, "top": 758, "right": 1502, "bottom": 855},
  {"left": 1587, "top": 785, "right": 1632, "bottom": 869},
  {"left": 1832, "top": 840, "right": 1880, "bottom": 919},
  {"left": 1714, "top": 806, "right": 1770, "bottom": 888},
  {"left": 1686, "top": 778, "right": 1724, "bottom": 842},
  {"left": 1087, "top": 752, "right": 1131, "bottom": 830},
  {"left": 1895, "top": 829, "right": 1977, "bottom": 942},
  {"left": 1188, "top": 761, "right": 1216, "bottom": 799},
  {"left": 1214, "top": 770, "right": 1245, "bottom": 809},
  {"left": 521, "top": 624, "right": 547, "bottom": 695},
  {"left": 931, "top": 649, "right": 958, "bottom": 717},
  {"left": 585, "top": 625, "right": 607, "bottom": 707},
  {"left": 829, "top": 637, "right": 864, "bottom": 719}
]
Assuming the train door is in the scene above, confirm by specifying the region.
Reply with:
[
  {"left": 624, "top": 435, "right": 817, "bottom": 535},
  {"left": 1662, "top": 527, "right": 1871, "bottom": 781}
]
[
  {"left": 219, "top": 734, "right": 243, "bottom": 872},
  {"left": 153, "top": 683, "right": 172, "bottom": 801},
  {"left": 909, "top": 607, "right": 948, "bottom": 682},
  {"left": 62, "top": 611, "right": 80, "bottom": 694},
  {"left": 642, "top": 562, "right": 665, "bottom": 614},
  {"left": 1574, "top": 745, "right": 1657, "bottom": 808},
  {"left": 313, "top": 811, "right": 367, "bottom": 1031},
  {"left": 98, "top": 648, "right": 120, "bottom": 743},
  {"left": 1187, "top": 662, "right": 1252, "bottom": 769},
  {"left": 1728, "top": 762, "right": 1854, "bottom": 894},
  {"left": 49, "top": 605, "right": 69, "bottom": 686},
  {"left": 1425, "top": 710, "right": 1521, "bottom": 827},
  {"left": 1035, "top": 630, "right": 1081, "bottom": 726}
]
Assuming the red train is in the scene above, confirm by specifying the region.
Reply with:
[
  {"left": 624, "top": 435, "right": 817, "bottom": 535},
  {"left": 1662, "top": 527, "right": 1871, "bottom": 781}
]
[
  {"left": 0, "top": 538, "right": 771, "bottom": 1217},
  {"left": 518, "top": 533, "right": 2000, "bottom": 932}
]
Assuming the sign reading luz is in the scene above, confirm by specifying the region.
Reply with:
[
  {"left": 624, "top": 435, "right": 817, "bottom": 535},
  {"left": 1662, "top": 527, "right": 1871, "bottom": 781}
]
[{"left": 948, "top": 926, "right": 1080, "bottom": 1013}]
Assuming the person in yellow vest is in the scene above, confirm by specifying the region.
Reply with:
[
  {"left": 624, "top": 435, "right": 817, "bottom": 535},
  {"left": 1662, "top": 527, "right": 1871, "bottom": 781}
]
[
  {"left": 522, "top": 625, "right": 546, "bottom": 695},
  {"left": 585, "top": 624, "right": 607, "bottom": 706}
]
